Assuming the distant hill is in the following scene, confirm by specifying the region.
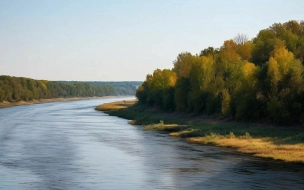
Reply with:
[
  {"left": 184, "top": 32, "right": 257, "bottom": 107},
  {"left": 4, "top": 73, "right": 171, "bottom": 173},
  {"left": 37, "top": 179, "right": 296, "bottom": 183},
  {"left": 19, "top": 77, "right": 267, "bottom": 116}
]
[{"left": 0, "top": 75, "right": 142, "bottom": 103}]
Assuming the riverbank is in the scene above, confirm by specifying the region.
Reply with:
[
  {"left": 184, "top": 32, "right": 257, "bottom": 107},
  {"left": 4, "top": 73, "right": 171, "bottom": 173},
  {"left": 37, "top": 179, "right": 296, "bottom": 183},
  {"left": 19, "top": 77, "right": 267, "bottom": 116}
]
[
  {"left": 96, "top": 100, "right": 304, "bottom": 163},
  {"left": 0, "top": 96, "right": 115, "bottom": 108}
]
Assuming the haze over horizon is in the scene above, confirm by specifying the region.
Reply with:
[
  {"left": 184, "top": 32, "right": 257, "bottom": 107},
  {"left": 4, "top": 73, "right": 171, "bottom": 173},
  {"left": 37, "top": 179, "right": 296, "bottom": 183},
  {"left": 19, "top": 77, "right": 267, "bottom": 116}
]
[{"left": 1, "top": 0, "right": 303, "bottom": 81}]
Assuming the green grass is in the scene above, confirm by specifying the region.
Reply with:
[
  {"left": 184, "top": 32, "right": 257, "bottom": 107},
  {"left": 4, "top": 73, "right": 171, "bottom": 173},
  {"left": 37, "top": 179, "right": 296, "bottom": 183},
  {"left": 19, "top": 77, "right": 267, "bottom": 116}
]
[{"left": 96, "top": 100, "right": 304, "bottom": 163}]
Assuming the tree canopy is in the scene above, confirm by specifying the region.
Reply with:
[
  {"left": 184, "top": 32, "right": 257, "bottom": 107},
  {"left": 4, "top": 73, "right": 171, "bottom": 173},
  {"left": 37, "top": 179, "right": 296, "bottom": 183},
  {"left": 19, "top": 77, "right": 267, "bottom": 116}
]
[{"left": 136, "top": 20, "right": 304, "bottom": 125}]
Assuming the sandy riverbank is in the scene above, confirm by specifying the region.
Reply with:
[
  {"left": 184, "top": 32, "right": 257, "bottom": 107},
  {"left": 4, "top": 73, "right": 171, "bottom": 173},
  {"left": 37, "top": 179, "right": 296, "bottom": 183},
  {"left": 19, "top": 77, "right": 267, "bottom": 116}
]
[{"left": 0, "top": 96, "right": 114, "bottom": 108}]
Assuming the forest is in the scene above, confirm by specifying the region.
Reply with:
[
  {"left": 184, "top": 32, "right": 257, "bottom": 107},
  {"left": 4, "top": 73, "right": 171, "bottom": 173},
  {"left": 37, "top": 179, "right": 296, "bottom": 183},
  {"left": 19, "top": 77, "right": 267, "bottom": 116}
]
[
  {"left": 59, "top": 81, "right": 142, "bottom": 95},
  {"left": 0, "top": 75, "right": 140, "bottom": 102},
  {"left": 136, "top": 20, "right": 304, "bottom": 125}
]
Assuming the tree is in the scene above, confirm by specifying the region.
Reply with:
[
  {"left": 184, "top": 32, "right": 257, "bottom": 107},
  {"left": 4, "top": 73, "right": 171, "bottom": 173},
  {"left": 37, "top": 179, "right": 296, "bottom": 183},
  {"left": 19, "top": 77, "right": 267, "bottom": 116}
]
[
  {"left": 251, "top": 29, "right": 277, "bottom": 65},
  {"left": 234, "top": 33, "right": 249, "bottom": 45},
  {"left": 199, "top": 47, "right": 219, "bottom": 58},
  {"left": 230, "top": 61, "right": 260, "bottom": 119},
  {"left": 265, "top": 44, "right": 304, "bottom": 123},
  {"left": 173, "top": 52, "right": 195, "bottom": 78},
  {"left": 236, "top": 41, "right": 253, "bottom": 61},
  {"left": 172, "top": 52, "right": 196, "bottom": 111},
  {"left": 135, "top": 20, "right": 304, "bottom": 124},
  {"left": 218, "top": 40, "right": 241, "bottom": 68},
  {"left": 188, "top": 56, "right": 215, "bottom": 113},
  {"left": 136, "top": 69, "right": 176, "bottom": 110}
]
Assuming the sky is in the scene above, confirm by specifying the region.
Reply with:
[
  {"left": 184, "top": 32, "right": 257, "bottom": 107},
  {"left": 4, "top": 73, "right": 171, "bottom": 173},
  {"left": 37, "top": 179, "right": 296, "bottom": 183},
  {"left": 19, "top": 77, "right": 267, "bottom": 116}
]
[{"left": 0, "top": 0, "right": 303, "bottom": 81}]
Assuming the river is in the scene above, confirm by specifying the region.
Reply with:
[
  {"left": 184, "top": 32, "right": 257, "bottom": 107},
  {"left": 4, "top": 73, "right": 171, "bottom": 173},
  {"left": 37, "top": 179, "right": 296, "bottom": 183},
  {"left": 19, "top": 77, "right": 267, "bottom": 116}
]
[{"left": 0, "top": 97, "right": 303, "bottom": 190}]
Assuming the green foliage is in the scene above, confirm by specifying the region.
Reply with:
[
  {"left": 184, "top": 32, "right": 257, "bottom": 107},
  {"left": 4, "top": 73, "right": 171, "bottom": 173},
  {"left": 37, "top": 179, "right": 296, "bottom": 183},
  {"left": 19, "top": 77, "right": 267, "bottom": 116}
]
[
  {"left": 199, "top": 47, "right": 219, "bottom": 57},
  {"left": 252, "top": 21, "right": 304, "bottom": 65},
  {"left": 136, "top": 20, "right": 304, "bottom": 125},
  {"left": 58, "top": 81, "right": 141, "bottom": 96},
  {"left": 136, "top": 69, "right": 176, "bottom": 110},
  {"left": 251, "top": 29, "right": 277, "bottom": 65},
  {"left": 0, "top": 76, "right": 139, "bottom": 103},
  {"left": 173, "top": 52, "right": 196, "bottom": 78}
]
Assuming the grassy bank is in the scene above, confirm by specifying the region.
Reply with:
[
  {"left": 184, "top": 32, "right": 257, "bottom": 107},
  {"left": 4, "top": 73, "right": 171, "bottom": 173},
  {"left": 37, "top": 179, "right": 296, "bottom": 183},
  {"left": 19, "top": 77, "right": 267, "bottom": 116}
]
[{"left": 96, "top": 100, "right": 304, "bottom": 163}]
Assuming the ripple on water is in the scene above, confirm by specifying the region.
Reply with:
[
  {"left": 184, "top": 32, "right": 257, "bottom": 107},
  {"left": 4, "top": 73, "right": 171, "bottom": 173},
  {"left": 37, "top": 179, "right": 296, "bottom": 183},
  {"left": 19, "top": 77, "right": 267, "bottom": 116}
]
[{"left": 0, "top": 97, "right": 303, "bottom": 190}]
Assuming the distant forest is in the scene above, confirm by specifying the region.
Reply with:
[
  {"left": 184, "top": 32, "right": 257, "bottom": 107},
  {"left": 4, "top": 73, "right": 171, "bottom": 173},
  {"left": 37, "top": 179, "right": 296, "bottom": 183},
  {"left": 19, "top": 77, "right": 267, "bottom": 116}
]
[
  {"left": 59, "top": 81, "right": 141, "bottom": 95},
  {"left": 0, "top": 75, "right": 141, "bottom": 102},
  {"left": 136, "top": 20, "right": 304, "bottom": 124}
]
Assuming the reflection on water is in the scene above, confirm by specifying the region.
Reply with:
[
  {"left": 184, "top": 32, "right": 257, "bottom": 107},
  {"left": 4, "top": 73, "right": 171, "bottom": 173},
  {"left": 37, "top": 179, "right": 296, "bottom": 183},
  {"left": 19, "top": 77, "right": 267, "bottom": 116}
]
[{"left": 0, "top": 97, "right": 303, "bottom": 190}]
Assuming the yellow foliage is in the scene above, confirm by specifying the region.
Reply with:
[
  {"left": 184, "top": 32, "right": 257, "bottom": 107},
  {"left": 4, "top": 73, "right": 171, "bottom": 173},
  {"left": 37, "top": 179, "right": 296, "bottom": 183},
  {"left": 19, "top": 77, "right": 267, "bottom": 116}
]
[
  {"left": 267, "top": 45, "right": 300, "bottom": 88},
  {"left": 148, "top": 69, "right": 177, "bottom": 93},
  {"left": 219, "top": 40, "right": 241, "bottom": 63},
  {"left": 222, "top": 39, "right": 237, "bottom": 50},
  {"left": 243, "top": 62, "right": 257, "bottom": 78},
  {"left": 221, "top": 89, "right": 231, "bottom": 115},
  {"left": 236, "top": 41, "right": 253, "bottom": 60},
  {"left": 201, "top": 56, "right": 215, "bottom": 89},
  {"left": 267, "top": 57, "right": 281, "bottom": 86},
  {"left": 272, "top": 46, "right": 294, "bottom": 75},
  {"left": 220, "top": 50, "right": 241, "bottom": 63},
  {"left": 38, "top": 80, "right": 48, "bottom": 90},
  {"left": 173, "top": 52, "right": 195, "bottom": 78},
  {"left": 168, "top": 74, "right": 177, "bottom": 87}
]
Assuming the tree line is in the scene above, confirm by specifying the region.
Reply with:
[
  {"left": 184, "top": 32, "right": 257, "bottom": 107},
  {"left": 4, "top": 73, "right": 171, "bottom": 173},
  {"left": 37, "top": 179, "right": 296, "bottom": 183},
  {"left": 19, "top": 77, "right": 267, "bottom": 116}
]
[
  {"left": 0, "top": 75, "right": 139, "bottom": 102},
  {"left": 136, "top": 20, "right": 304, "bottom": 125},
  {"left": 59, "top": 81, "right": 142, "bottom": 95}
]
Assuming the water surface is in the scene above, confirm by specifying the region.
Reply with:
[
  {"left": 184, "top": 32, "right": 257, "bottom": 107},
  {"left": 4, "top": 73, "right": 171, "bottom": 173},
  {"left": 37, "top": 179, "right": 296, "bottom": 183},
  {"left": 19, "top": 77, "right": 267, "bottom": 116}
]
[{"left": 0, "top": 97, "right": 303, "bottom": 189}]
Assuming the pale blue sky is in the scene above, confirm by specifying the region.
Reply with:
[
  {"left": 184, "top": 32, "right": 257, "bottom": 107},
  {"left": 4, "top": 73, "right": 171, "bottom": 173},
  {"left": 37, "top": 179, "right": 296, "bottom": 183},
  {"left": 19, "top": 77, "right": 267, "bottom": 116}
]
[{"left": 0, "top": 0, "right": 303, "bottom": 81}]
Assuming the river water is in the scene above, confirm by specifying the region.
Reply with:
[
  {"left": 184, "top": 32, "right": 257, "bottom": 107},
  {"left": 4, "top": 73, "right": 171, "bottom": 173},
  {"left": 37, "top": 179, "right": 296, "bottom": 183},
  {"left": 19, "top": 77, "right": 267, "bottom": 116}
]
[{"left": 0, "top": 97, "right": 303, "bottom": 190}]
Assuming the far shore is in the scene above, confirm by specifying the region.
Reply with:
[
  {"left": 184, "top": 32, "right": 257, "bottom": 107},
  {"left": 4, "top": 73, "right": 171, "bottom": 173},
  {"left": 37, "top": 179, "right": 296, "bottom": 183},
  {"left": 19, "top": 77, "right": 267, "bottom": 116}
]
[{"left": 0, "top": 96, "right": 118, "bottom": 109}]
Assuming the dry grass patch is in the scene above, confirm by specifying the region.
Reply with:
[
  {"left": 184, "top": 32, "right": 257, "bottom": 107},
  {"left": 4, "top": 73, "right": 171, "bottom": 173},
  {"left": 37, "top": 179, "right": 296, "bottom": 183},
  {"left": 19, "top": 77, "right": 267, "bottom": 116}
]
[
  {"left": 188, "top": 134, "right": 304, "bottom": 163},
  {"left": 96, "top": 100, "right": 137, "bottom": 112},
  {"left": 144, "top": 121, "right": 179, "bottom": 131},
  {"left": 128, "top": 120, "right": 137, "bottom": 125},
  {"left": 169, "top": 128, "right": 198, "bottom": 137}
]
